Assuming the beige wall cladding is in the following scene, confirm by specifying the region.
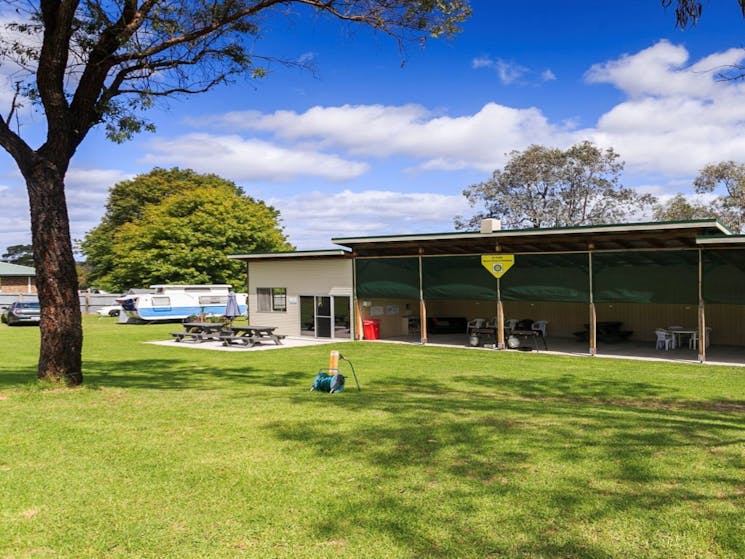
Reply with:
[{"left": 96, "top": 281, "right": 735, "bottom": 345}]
[
  {"left": 247, "top": 258, "right": 353, "bottom": 337},
  {"left": 0, "top": 276, "right": 36, "bottom": 294}
]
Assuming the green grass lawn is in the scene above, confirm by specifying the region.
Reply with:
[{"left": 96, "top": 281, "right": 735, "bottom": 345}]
[{"left": 1, "top": 317, "right": 743, "bottom": 558}]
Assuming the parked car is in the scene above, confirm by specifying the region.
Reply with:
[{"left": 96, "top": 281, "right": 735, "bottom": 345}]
[
  {"left": 5, "top": 300, "right": 41, "bottom": 326},
  {"left": 96, "top": 304, "right": 123, "bottom": 317}
]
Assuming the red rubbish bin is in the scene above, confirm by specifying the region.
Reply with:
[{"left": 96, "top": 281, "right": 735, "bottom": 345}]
[{"left": 362, "top": 318, "right": 380, "bottom": 340}]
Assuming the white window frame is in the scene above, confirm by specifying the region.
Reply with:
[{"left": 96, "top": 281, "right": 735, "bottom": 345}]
[{"left": 257, "top": 287, "right": 287, "bottom": 312}]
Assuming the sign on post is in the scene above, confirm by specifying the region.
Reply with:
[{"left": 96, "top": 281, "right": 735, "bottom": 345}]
[{"left": 481, "top": 254, "right": 514, "bottom": 278}]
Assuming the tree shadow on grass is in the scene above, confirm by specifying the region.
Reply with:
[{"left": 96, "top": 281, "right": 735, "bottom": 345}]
[
  {"left": 0, "top": 358, "right": 311, "bottom": 391},
  {"left": 267, "top": 381, "right": 745, "bottom": 558}
]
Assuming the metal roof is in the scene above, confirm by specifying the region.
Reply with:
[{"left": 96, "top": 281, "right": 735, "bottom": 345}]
[
  {"left": 331, "top": 219, "right": 732, "bottom": 256},
  {"left": 696, "top": 234, "right": 745, "bottom": 246},
  {"left": 0, "top": 262, "right": 35, "bottom": 276},
  {"left": 229, "top": 249, "right": 350, "bottom": 261}
]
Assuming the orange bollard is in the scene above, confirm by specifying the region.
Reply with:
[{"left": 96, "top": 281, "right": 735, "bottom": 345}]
[{"left": 328, "top": 350, "right": 340, "bottom": 374}]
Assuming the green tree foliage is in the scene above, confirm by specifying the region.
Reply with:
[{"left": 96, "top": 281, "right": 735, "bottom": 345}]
[
  {"left": 0, "top": 1, "right": 470, "bottom": 384},
  {"left": 1, "top": 244, "right": 34, "bottom": 266},
  {"left": 82, "top": 169, "right": 292, "bottom": 291},
  {"left": 692, "top": 161, "right": 745, "bottom": 232},
  {"left": 81, "top": 167, "right": 243, "bottom": 289},
  {"left": 457, "top": 141, "right": 656, "bottom": 230},
  {"left": 653, "top": 194, "right": 717, "bottom": 222}
]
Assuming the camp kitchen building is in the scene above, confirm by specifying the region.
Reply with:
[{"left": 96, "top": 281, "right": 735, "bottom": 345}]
[{"left": 230, "top": 219, "right": 745, "bottom": 363}]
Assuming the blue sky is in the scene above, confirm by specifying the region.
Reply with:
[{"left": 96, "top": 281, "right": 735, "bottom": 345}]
[{"left": 1, "top": 0, "right": 745, "bottom": 253}]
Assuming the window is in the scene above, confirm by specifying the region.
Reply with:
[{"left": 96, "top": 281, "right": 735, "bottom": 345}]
[
  {"left": 152, "top": 296, "right": 171, "bottom": 307},
  {"left": 198, "top": 295, "right": 227, "bottom": 305},
  {"left": 257, "top": 288, "right": 287, "bottom": 312}
]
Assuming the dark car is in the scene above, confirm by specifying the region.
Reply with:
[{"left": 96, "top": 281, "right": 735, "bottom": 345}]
[{"left": 5, "top": 300, "right": 41, "bottom": 326}]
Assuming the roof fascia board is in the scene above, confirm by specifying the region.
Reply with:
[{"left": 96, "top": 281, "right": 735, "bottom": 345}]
[
  {"left": 696, "top": 236, "right": 745, "bottom": 245},
  {"left": 229, "top": 250, "right": 349, "bottom": 260},
  {"left": 332, "top": 220, "right": 728, "bottom": 245}
]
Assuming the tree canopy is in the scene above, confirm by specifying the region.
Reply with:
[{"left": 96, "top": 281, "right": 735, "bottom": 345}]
[
  {"left": 81, "top": 168, "right": 292, "bottom": 291},
  {"left": 457, "top": 141, "right": 656, "bottom": 230},
  {"left": 0, "top": 1, "right": 470, "bottom": 385},
  {"left": 1, "top": 244, "right": 34, "bottom": 267},
  {"left": 652, "top": 194, "right": 716, "bottom": 223},
  {"left": 692, "top": 161, "right": 745, "bottom": 232}
]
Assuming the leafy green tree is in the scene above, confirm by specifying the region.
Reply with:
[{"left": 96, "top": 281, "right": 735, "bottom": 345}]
[
  {"left": 83, "top": 170, "right": 291, "bottom": 291},
  {"left": 75, "top": 263, "right": 92, "bottom": 291},
  {"left": 457, "top": 141, "right": 656, "bottom": 230},
  {"left": 692, "top": 161, "right": 745, "bottom": 232},
  {"left": 653, "top": 194, "right": 717, "bottom": 222},
  {"left": 1, "top": 244, "right": 34, "bottom": 267},
  {"left": 81, "top": 167, "right": 244, "bottom": 289},
  {"left": 0, "top": 1, "right": 470, "bottom": 385}
]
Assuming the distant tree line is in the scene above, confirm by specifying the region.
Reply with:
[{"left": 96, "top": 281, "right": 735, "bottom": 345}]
[
  {"left": 1, "top": 245, "right": 34, "bottom": 267},
  {"left": 456, "top": 141, "right": 745, "bottom": 233}
]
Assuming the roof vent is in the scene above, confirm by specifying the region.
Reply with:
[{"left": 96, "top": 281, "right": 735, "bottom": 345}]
[{"left": 480, "top": 218, "right": 502, "bottom": 234}]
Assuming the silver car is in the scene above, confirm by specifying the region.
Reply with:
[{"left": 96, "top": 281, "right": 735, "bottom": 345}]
[{"left": 5, "top": 300, "right": 41, "bottom": 326}]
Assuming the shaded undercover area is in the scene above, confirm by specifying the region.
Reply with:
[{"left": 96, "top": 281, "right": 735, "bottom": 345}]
[{"left": 338, "top": 221, "right": 745, "bottom": 364}]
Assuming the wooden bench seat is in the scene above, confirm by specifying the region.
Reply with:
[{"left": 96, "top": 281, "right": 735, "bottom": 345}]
[
  {"left": 219, "top": 333, "right": 286, "bottom": 347},
  {"left": 171, "top": 331, "right": 211, "bottom": 342},
  {"left": 219, "top": 334, "right": 260, "bottom": 347}
]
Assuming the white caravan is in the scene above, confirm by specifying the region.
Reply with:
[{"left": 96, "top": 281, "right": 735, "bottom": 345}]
[{"left": 116, "top": 284, "right": 246, "bottom": 323}]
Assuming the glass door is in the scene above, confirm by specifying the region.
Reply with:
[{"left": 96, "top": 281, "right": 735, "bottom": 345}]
[
  {"left": 333, "top": 296, "right": 351, "bottom": 338},
  {"left": 300, "top": 296, "right": 315, "bottom": 337},
  {"left": 315, "top": 296, "right": 332, "bottom": 337},
  {"left": 299, "top": 295, "right": 351, "bottom": 339}
]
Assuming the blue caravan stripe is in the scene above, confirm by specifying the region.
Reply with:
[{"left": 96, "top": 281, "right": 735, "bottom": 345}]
[{"left": 136, "top": 304, "right": 247, "bottom": 320}]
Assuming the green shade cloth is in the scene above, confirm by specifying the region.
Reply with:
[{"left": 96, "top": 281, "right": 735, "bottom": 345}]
[
  {"left": 354, "top": 249, "right": 745, "bottom": 305},
  {"left": 593, "top": 250, "right": 698, "bottom": 304},
  {"left": 500, "top": 253, "right": 589, "bottom": 302},
  {"left": 421, "top": 253, "right": 590, "bottom": 302},
  {"left": 355, "top": 258, "right": 420, "bottom": 299},
  {"left": 703, "top": 249, "right": 745, "bottom": 304},
  {"left": 423, "top": 255, "right": 496, "bottom": 300}
]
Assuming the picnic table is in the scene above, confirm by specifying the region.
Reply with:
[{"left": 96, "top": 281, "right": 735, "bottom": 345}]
[
  {"left": 171, "top": 322, "right": 227, "bottom": 343},
  {"left": 219, "top": 325, "right": 286, "bottom": 347}
]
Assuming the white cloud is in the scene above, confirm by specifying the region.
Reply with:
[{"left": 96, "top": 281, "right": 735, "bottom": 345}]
[
  {"left": 585, "top": 40, "right": 745, "bottom": 98},
  {"left": 65, "top": 168, "right": 134, "bottom": 238},
  {"left": 0, "top": 166, "right": 133, "bottom": 250},
  {"left": 541, "top": 69, "right": 557, "bottom": 82},
  {"left": 199, "top": 103, "right": 578, "bottom": 172},
  {"left": 471, "top": 56, "right": 529, "bottom": 84},
  {"left": 270, "top": 189, "right": 470, "bottom": 249},
  {"left": 5, "top": 40, "right": 744, "bottom": 251},
  {"left": 142, "top": 133, "right": 368, "bottom": 181},
  {"left": 585, "top": 41, "right": 745, "bottom": 174},
  {"left": 297, "top": 52, "right": 315, "bottom": 64},
  {"left": 0, "top": 14, "right": 42, "bottom": 118},
  {"left": 187, "top": 41, "right": 745, "bottom": 179}
]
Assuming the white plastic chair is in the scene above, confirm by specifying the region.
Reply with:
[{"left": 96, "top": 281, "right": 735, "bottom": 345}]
[
  {"left": 655, "top": 329, "right": 673, "bottom": 351},
  {"left": 689, "top": 327, "right": 712, "bottom": 350},
  {"left": 531, "top": 320, "right": 549, "bottom": 338},
  {"left": 466, "top": 318, "right": 486, "bottom": 334}
]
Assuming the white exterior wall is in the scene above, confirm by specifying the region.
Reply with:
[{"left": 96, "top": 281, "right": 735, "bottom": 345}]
[{"left": 247, "top": 258, "right": 353, "bottom": 337}]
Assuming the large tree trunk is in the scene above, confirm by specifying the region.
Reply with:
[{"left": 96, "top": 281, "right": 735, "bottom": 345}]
[{"left": 26, "top": 159, "right": 83, "bottom": 385}]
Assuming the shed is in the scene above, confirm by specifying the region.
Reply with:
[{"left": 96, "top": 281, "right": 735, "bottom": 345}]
[
  {"left": 231, "top": 219, "right": 745, "bottom": 363},
  {"left": 0, "top": 262, "right": 36, "bottom": 294},
  {"left": 229, "top": 250, "right": 353, "bottom": 339}
]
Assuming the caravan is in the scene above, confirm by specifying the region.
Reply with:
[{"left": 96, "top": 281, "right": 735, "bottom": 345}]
[{"left": 117, "top": 284, "right": 247, "bottom": 323}]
